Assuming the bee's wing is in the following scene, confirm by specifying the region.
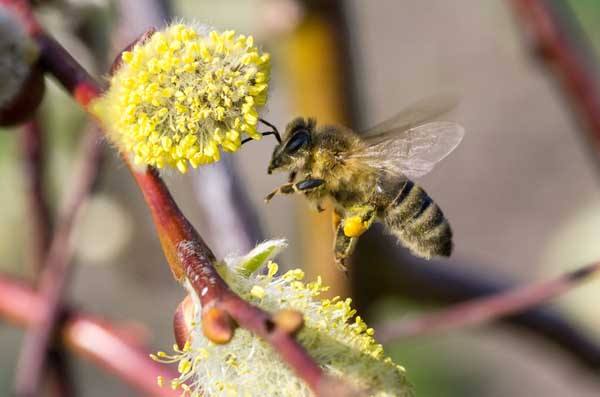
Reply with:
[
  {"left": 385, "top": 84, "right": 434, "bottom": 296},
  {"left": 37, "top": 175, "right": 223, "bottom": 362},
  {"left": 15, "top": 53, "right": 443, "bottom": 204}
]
[
  {"left": 360, "top": 93, "right": 458, "bottom": 139},
  {"left": 350, "top": 121, "right": 465, "bottom": 179}
]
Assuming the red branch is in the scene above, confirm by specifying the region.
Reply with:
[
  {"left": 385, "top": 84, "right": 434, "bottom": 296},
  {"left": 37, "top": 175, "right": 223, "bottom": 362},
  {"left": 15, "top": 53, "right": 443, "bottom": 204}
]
[
  {"left": 20, "top": 120, "right": 51, "bottom": 274},
  {"left": 510, "top": 0, "right": 600, "bottom": 154},
  {"left": 20, "top": 120, "right": 75, "bottom": 397},
  {"left": 14, "top": 128, "right": 103, "bottom": 397},
  {"left": 0, "top": 275, "right": 179, "bottom": 397},
  {"left": 35, "top": 34, "right": 102, "bottom": 107},
  {"left": 376, "top": 261, "right": 600, "bottom": 341}
]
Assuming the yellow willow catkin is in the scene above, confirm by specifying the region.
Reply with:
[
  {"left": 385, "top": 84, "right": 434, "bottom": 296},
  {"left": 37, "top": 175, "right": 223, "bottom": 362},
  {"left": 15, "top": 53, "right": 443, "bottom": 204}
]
[{"left": 92, "top": 23, "right": 270, "bottom": 173}]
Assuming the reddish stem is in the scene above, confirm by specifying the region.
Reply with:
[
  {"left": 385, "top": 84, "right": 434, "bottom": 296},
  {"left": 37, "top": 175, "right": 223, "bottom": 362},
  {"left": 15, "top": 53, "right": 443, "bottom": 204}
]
[
  {"left": 34, "top": 34, "right": 102, "bottom": 107},
  {"left": 20, "top": 120, "right": 52, "bottom": 274},
  {"left": 511, "top": 0, "right": 600, "bottom": 155},
  {"left": 21, "top": 120, "right": 76, "bottom": 397},
  {"left": 377, "top": 261, "right": 600, "bottom": 341},
  {"left": 14, "top": 128, "right": 103, "bottom": 397},
  {"left": 131, "top": 166, "right": 213, "bottom": 282},
  {"left": 0, "top": 275, "right": 179, "bottom": 397}
]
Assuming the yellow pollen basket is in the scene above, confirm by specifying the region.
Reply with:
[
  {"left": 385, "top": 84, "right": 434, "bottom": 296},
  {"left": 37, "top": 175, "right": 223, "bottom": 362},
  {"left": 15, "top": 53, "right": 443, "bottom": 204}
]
[{"left": 343, "top": 216, "right": 368, "bottom": 237}]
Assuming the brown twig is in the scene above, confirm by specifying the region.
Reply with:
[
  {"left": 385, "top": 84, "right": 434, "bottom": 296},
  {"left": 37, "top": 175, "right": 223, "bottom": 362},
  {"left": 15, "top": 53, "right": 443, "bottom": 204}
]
[
  {"left": 20, "top": 119, "right": 76, "bottom": 397},
  {"left": 14, "top": 128, "right": 103, "bottom": 397},
  {"left": 46, "top": 348, "right": 76, "bottom": 397},
  {"left": 20, "top": 120, "right": 52, "bottom": 275},
  {"left": 35, "top": 33, "right": 102, "bottom": 107},
  {"left": 376, "top": 261, "right": 600, "bottom": 342},
  {"left": 0, "top": 275, "right": 179, "bottom": 397},
  {"left": 510, "top": 0, "right": 600, "bottom": 161}
]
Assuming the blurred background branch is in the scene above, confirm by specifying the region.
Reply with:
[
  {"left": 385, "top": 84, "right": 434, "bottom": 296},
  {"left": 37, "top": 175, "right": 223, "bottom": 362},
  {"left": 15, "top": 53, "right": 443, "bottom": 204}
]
[
  {"left": 511, "top": 0, "right": 600, "bottom": 165},
  {"left": 192, "top": 156, "right": 264, "bottom": 257},
  {"left": 0, "top": 274, "right": 179, "bottom": 397},
  {"left": 15, "top": 126, "right": 103, "bottom": 397},
  {"left": 20, "top": 119, "right": 51, "bottom": 275},
  {"left": 20, "top": 118, "right": 73, "bottom": 397},
  {"left": 376, "top": 261, "right": 600, "bottom": 342}
]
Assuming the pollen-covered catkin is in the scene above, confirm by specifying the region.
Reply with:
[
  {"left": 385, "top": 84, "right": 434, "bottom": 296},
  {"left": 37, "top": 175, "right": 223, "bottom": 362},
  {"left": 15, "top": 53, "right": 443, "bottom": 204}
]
[
  {"left": 153, "top": 240, "right": 413, "bottom": 397},
  {"left": 92, "top": 24, "right": 270, "bottom": 173}
]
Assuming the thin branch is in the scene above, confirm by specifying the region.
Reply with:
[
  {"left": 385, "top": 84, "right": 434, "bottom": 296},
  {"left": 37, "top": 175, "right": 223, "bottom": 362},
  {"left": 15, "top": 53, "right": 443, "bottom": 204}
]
[
  {"left": 21, "top": 119, "right": 76, "bottom": 397},
  {"left": 510, "top": 0, "right": 600, "bottom": 163},
  {"left": 46, "top": 348, "right": 76, "bottom": 397},
  {"left": 377, "top": 261, "right": 600, "bottom": 341},
  {"left": 35, "top": 33, "right": 102, "bottom": 106},
  {"left": 0, "top": 275, "right": 179, "bottom": 397},
  {"left": 20, "top": 120, "right": 51, "bottom": 275},
  {"left": 14, "top": 128, "right": 103, "bottom": 397}
]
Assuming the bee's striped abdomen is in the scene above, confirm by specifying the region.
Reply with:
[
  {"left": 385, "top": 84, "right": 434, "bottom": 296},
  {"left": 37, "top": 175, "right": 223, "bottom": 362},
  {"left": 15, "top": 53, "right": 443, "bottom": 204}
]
[{"left": 383, "top": 180, "right": 452, "bottom": 258}]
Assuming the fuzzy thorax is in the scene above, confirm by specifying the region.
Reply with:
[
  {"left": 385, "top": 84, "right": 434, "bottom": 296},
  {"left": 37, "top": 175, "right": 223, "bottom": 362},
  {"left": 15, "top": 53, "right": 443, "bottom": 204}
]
[{"left": 91, "top": 24, "right": 270, "bottom": 173}]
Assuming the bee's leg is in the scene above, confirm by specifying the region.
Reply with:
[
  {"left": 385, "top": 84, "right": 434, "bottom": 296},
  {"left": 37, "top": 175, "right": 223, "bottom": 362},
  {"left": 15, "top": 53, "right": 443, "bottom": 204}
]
[
  {"left": 288, "top": 171, "right": 297, "bottom": 183},
  {"left": 333, "top": 207, "right": 376, "bottom": 271},
  {"left": 333, "top": 223, "right": 357, "bottom": 272},
  {"left": 295, "top": 178, "right": 325, "bottom": 191},
  {"left": 264, "top": 178, "right": 325, "bottom": 202},
  {"left": 303, "top": 195, "right": 325, "bottom": 212},
  {"left": 332, "top": 208, "right": 343, "bottom": 232},
  {"left": 343, "top": 206, "right": 377, "bottom": 237}
]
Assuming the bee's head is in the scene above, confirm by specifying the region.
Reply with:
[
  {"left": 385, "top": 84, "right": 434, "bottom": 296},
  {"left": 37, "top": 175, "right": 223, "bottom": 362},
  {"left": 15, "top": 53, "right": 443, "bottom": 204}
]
[{"left": 268, "top": 117, "right": 315, "bottom": 174}]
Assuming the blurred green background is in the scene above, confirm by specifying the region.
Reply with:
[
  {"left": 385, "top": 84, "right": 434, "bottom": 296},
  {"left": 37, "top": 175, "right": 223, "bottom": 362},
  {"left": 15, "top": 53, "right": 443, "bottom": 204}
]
[{"left": 2, "top": 1, "right": 600, "bottom": 396}]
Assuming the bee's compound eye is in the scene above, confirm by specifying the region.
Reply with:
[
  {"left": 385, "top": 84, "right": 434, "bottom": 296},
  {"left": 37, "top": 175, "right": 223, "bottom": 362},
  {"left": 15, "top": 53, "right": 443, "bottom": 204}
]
[{"left": 285, "top": 129, "right": 310, "bottom": 154}]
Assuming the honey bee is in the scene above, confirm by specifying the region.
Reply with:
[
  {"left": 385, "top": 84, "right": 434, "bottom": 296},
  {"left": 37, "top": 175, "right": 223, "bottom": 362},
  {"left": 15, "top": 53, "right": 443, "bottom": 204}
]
[{"left": 260, "top": 95, "right": 464, "bottom": 270}]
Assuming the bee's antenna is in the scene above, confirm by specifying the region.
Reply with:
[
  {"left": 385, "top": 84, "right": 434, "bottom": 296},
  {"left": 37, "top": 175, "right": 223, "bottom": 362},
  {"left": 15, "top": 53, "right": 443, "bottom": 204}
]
[
  {"left": 259, "top": 118, "right": 282, "bottom": 143},
  {"left": 240, "top": 118, "right": 282, "bottom": 145}
]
